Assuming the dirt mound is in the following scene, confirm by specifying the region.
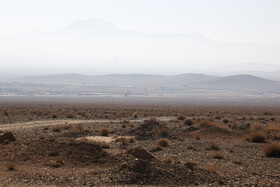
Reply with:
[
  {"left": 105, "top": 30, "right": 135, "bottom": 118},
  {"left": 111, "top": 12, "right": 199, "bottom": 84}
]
[
  {"left": 128, "top": 118, "right": 168, "bottom": 140},
  {"left": 105, "top": 159, "right": 226, "bottom": 185},
  {"left": 0, "top": 137, "right": 117, "bottom": 166},
  {"left": 126, "top": 147, "right": 155, "bottom": 161},
  {"left": 0, "top": 132, "right": 16, "bottom": 143}
]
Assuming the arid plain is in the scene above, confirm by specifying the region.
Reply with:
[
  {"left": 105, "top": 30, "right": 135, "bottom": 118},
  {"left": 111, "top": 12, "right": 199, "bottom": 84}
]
[{"left": 0, "top": 97, "right": 279, "bottom": 186}]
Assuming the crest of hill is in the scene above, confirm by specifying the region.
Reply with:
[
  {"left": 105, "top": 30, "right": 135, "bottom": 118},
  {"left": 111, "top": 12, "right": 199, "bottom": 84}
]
[{"left": 199, "top": 74, "right": 280, "bottom": 91}]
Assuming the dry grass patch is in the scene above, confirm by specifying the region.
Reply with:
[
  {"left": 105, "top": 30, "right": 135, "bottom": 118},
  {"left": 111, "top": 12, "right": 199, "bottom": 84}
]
[
  {"left": 184, "top": 161, "right": 198, "bottom": 170},
  {"left": 205, "top": 141, "right": 220, "bottom": 151},
  {"left": 157, "top": 138, "right": 169, "bottom": 147},
  {"left": 115, "top": 136, "right": 136, "bottom": 145},
  {"left": 210, "top": 151, "right": 225, "bottom": 159},
  {"left": 5, "top": 161, "right": 16, "bottom": 171},
  {"left": 161, "top": 157, "right": 174, "bottom": 164},
  {"left": 263, "top": 142, "right": 280, "bottom": 158},
  {"left": 198, "top": 120, "right": 217, "bottom": 127},
  {"left": 222, "top": 117, "right": 230, "bottom": 124},
  {"left": 99, "top": 127, "right": 111, "bottom": 136},
  {"left": 72, "top": 123, "right": 84, "bottom": 132},
  {"left": 248, "top": 131, "right": 266, "bottom": 143},
  {"left": 267, "top": 121, "right": 280, "bottom": 130},
  {"left": 52, "top": 126, "right": 62, "bottom": 132},
  {"left": 177, "top": 115, "right": 185, "bottom": 121},
  {"left": 149, "top": 144, "right": 163, "bottom": 152},
  {"left": 80, "top": 137, "right": 110, "bottom": 149},
  {"left": 183, "top": 118, "right": 194, "bottom": 126},
  {"left": 206, "top": 164, "right": 219, "bottom": 174},
  {"left": 158, "top": 128, "right": 169, "bottom": 137}
]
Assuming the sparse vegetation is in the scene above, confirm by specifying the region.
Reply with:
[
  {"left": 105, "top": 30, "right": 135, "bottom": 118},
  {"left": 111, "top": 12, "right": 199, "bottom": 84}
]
[
  {"left": 157, "top": 138, "right": 169, "bottom": 147},
  {"left": 183, "top": 118, "right": 194, "bottom": 126},
  {"left": 52, "top": 126, "right": 62, "bottom": 132},
  {"left": 177, "top": 115, "right": 185, "bottom": 120},
  {"left": 248, "top": 131, "right": 266, "bottom": 143},
  {"left": 5, "top": 161, "right": 16, "bottom": 171},
  {"left": 99, "top": 127, "right": 111, "bottom": 136},
  {"left": 158, "top": 128, "right": 169, "bottom": 137},
  {"left": 161, "top": 157, "right": 174, "bottom": 164},
  {"left": 72, "top": 123, "right": 84, "bottom": 132},
  {"left": 205, "top": 141, "right": 220, "bottom": 151},
  {"left": 198, "top": 120, "right": 217, "bottom": 127},
  {"left": 222, "top": 117, "right": 230, "bottom": 124},
  {"left": 210, "top": 151, "right": 225, "bottom": 159},
  {"left": 263, "top": 142, "right": 280, "bottom": 157},
  {"left": 0, "top": 101, "right": 280, "bottom": 186},
  {"left": 149, "top": 144, "right": 163, "bottom": 152}
]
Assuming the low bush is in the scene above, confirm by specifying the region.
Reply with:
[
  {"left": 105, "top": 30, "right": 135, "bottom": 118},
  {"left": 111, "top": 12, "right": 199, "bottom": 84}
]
[
  {"left": 263, "top": 142, "right": 280, "bottom": 157},
  {"left": 99, "top": 127, "right": 111, "bottom": 136}
]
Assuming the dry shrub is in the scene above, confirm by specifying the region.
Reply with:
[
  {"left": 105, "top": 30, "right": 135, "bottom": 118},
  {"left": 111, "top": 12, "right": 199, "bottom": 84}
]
[
  {"left": 183, "top": 118, "right": 194, "bottom": 126},
  {"left": 238, "top": 122, "right": 251, "bottom": 130},
  {"left": 128, "top": 136, "right": 136, "bottom": 143},
  {"left": 149, "top": 144, "right": 163, "bottom": 152},
  {"left": 72, "top": 123, "right": 84, "bottom": 132},
  {"left": 115, "top": 137, "right": 128, "bottom": 146},
  {"left": 184, "top": 161, "right": 198, "bottom": 170},
  {"left": 187, "top": 144, "right": 194, "bottom": 149},
  {"left": 158, "top": 128, "right": 169, "bottom": 137},
  {"left": 177, "top": 115, "right": 185, "bottom": 121},
  {"left": 46, "top": 159, "right": 64, "bottom": 168},
  {"left": 195, "top": 135, "right": 200, "bottom": 140},
  {"left": 132, "top": 112, "right": 138, "bottom": 118},
  {"left": 222, "top": 117, "right": 230, "bottom": 124},
  {"left": 205, "top": 141, "right": 220, "bottom": 151},
  {"left": 121, "top": 123, "right": 126, "bottom": 128},
  {"left": 5, "top": 161, "right": 16, "bottom": 171},
  {"left": 233, "top": 160, "right": 242, "bottom": 165},
  {"left": 198, "top": 120, "right": 217, "bottom": 127},
  {"left": 251, "top": 123, "right": 265, "bottom": 131},
  {"left": 249, "top": 131, "right": 266, "bottom": 143},
  {"left": 161, "top": 157, "right": 174, "bottom": 164},
  {"left": 267, "top": 121, "right": 280, "bottom": 130},
  {"left": 66, "top": 113, "right": 76, "bottom": 119},
  {"left": 210, "top": 151, "right": 225, "bottom": 159},
  {"left": 80, "top": 138, "right": 110, "bottom": 149},
  {"left": 52, "top": 126, "right": 62, "bottom": 132},
  {"left": 157, "top": 138, "right": 169, "bottom": 147},
  {"left": 263, "top": 142, "right": 280, "bottom": 158},
  {"left": 206, "top": 164, "right": 219, "bottom": 174},
  {"left": 52, "top": 114, "right": 57, "bottom": 118},
  {"left": 128, "top": 123, "right": 134, "bottom": 128},
  {"left": 99, "top": 127, "right": 111, "bottom": 136},
  {"left": 228, "top": 122, "right": 238, "bottom": 130}
]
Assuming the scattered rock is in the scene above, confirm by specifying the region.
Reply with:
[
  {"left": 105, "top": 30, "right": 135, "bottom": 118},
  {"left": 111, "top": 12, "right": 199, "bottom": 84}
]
[
  {"left": 126, "top": 147, "right": 155, "bottom": 161},
  {"left": 0, "top": 132, "right": 16, "bottom": 143}
]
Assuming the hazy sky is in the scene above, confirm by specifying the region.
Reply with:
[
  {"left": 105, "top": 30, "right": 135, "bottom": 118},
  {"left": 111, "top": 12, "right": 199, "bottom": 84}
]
[
  {"left": 1, "top": 0, "right": 280, "bottom": 44},
  {"left": 0, "top": 0, "right": 280, "bottom": 77}
]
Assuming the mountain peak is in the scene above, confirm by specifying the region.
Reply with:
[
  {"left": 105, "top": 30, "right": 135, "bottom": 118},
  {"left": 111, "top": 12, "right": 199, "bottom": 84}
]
[{"left": 61, "top": 19, "right": 119, "bottom": 32}]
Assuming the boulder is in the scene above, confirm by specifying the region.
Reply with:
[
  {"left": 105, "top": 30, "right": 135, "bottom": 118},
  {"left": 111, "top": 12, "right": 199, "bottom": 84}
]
[
  {"left": 126, "top": 147, "right": 155, "bottom": 161},
  {"left": 0, "top": 132, "right": 16, "bottom": 143}
]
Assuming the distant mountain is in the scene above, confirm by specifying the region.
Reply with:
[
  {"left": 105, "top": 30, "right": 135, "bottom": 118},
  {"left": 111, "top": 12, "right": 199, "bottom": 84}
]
[
  {"left": 1, "top": 19, "right": 280, "bottom": 78},
  {"left": 11, "top": 73, "right": 280, "bottom": 93},
  {"left": 198, "top": 74, "right": 280, "bottom": 91}
]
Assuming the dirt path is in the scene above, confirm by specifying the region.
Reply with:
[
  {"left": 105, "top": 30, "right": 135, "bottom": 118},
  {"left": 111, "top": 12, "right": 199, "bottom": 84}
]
[{"left": 0, "top": 117, "right": 173, "bottom": 131}]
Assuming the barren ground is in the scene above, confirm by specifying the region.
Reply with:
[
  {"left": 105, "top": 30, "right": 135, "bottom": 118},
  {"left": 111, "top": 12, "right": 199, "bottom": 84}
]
[{"left": 0, "top": 99, "right": 280, "bottom": 186}]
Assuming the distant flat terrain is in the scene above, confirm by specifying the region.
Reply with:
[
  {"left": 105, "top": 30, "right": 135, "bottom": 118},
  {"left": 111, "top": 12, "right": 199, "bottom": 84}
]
[{"left": 1, "top": 73, "right": 280, "bottom": 99}]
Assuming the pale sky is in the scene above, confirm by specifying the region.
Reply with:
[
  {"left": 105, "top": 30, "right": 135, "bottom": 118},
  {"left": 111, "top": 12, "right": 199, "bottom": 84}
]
[
  {"left": 1, "top": 0, "right": 280, "bottom": 44},
  {"left": 0, "top": 0, "right": 280, "bottom": 77}
]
